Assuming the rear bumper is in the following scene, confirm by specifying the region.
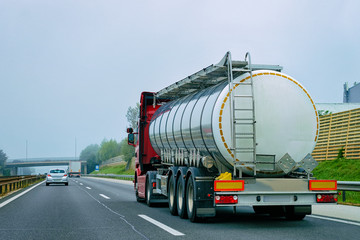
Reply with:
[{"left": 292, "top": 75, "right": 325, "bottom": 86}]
[
  {"left": 46, "top": 178, "right": 68, "bottom": 183},
  {"left": 215, "top": 178, "right": 338, "bottom": 207}
]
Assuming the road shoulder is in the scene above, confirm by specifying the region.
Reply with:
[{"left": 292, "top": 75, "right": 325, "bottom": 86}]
[{"left": 312, "top": 204, "right": 360, "bottom": 222}]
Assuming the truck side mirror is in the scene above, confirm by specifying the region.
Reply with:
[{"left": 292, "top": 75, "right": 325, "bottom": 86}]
[
  {"left": 127, "top": 128, "right": 133, "bottom": 134},
  {"left": 128, "top": 133, "right": 135, "bottom": 145}
]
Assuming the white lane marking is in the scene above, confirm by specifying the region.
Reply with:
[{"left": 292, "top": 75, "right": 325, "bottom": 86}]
[
  {"left": 99, "top": 194, "right": 110, "bottom": 199},
  {"left": 0, "top": 181, "right": 45, "bottom": 209},
  {"left": 309, "top": 215, "right": 360, "bottom": 227},
  {"left": 79, "top": 183, "right": 83, "bottom": 185},
  {"left": 86, "top": 187, "right": 91, "bottom": 190},
  {"left": 138, "top": 214, "right": 185, "bottom": 236},
  {"left": 77, "top": 187, "right": 148, "bottom": 240}
]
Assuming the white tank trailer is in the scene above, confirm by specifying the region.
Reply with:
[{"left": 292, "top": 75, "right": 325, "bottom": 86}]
[
  {"left": 149, "top": 70, "right": 318, "bottom": 177},
  {"left": 130, "top": 52, "right": 337, "bottom": 222}
]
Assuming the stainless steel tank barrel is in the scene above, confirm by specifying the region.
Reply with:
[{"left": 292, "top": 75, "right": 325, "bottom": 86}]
[{"left": 149, "top": 70, "right": 319, "bottom": 177}]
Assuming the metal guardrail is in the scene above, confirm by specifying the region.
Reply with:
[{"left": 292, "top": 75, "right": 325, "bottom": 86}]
[
  {"left": 0, "top": 175, "right": 45, "bottom": 196},
  {"left": 337, "top": 181, "right": 360, "bottom": 191},
  {"left": 337, "top": 181, "right": 360, "bottom": 202},
  {"left": 83, "top": 174, "right": 134, "bottom": 180}
]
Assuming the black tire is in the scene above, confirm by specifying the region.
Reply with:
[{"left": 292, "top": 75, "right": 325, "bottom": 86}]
[
  {"left": 46, "top": 183, "right": 49, "bottom": 186},
  {"left": 253, "top": 206, "right": 284, "bottom": 217},
  {"left": 136, "top": 190, "right": 143, "bottom": 202},
  {"left": 65, "top": 183, "right": 68, "bottom": 186},
  {"left": 176, "top": 175, "right": 187, "bottom": 219},
  {"left": 135, "top": 180, "right": 144, "bottom": 202},
  {"left": 146, "top": 177, "right": 153, "bottom": 207},
  {"left": 186, "top": 176, "right": 200, "bottom": 222},
  {"left": 285, "top": 206, "right": 306, "bottom": 221},
  {"left": 253, "top": 206, "right": 267, "bottom": 214},
  {"left": 168, "top": 174, "right": 178, "bottom": 215}
]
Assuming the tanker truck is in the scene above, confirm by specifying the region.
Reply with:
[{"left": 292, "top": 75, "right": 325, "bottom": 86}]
[{"left": 127, "top": 52, "right": 338, "bottom": 222}]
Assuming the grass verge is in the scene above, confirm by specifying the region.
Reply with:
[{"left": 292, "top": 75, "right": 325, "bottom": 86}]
[
  {"left": 90, "top": 162, "right": 134, "bottom": 176},
  {"left": 312, "top": 158, "right": 360, "bottom": 204}
]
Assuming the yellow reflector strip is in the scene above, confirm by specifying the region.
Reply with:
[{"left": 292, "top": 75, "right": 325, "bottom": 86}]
[
  {"left": 214, "top": 180, "right": 244, "bottom": 192},
  {"left": 309, "top": 180, "right": 337, "bottom": 190}
]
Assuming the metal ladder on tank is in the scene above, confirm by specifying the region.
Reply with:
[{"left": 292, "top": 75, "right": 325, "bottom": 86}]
[{"left": 228, "top": 52, "right": 257, "bottom": 178}]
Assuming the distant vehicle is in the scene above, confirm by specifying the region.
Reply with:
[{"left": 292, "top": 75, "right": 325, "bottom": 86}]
[
  {"left": 46, "top": 168, "right": 68, "bottom": 186},
  {"left": 69, "top": 161, "right": 81, "bottom": 177}
]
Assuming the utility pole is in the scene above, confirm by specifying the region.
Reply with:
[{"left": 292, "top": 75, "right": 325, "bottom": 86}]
[{"left": 75, "top": 137, "right": 77, "bottom": 160}]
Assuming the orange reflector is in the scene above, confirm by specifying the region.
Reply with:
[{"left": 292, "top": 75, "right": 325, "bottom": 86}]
[
  {"left": 309, "top": 180, "right": 337, "bottom": 191},
  {"left": 214, "top": 180, "right": 244, "bottom": 192}
]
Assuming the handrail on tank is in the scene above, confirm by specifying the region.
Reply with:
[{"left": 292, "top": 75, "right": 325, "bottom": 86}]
[{"left": 244, "top": 52, "right": 257, "bottom": 177}]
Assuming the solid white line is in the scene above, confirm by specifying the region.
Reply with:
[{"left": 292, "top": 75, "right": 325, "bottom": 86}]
[
  {"left": 0, "top": 181, "right": 45, "bottom": 209},
  {"left": 86, "top": 187, "right": 91, "bottom": 190},
  {"left": 138, "top": 214, "right": 185, "bottom": 236},
  {"left": 99, "top": 194, "right": 110, "bottom": 199},
  {"left": 309, "top": 215, "right": 360, "bottom": 227}
]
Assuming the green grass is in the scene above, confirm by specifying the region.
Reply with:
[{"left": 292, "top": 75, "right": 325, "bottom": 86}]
[
  {"left": 312, "top": 158, "right": 360, "bottom": 204},
  {"left": 90, "top": 163, "right": 134, "bottom": 176}
]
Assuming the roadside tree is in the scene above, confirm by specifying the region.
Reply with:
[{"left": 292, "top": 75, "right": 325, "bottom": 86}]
[{"left": 80, "top": 144, "right": 100, "bottom": 173}]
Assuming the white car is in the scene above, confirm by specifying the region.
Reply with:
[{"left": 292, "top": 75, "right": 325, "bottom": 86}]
[{"left": 46, "top": 168, "right": 69, "bottom": 186}]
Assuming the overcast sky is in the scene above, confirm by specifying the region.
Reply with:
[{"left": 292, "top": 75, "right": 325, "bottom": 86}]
[{"left": 1, "top": 0, "right": 359, "bottom": 159}]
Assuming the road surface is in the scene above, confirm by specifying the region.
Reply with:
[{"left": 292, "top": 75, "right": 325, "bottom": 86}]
[{"left": 0, "top": 177, "right": 359, "bottom": 240}]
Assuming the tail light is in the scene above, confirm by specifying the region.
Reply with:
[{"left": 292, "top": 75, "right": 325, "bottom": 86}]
[
  {"left": 152, "top": 182, "right": 156, "bottom": 188},
  {"left": 64, "top": 174, "right": 67, "bottom": 177},
  {"left": 215, "top": 195, "right": 238, "bottom": 204},
  {"left": 316, "top": 194, "right": 338, "bottom": 203},
  {"left": 47, "top": 174, "right": 51, "bottom": 177}
]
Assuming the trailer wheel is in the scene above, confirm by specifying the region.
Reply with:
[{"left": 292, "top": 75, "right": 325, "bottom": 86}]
[
  {"left": 253, "top": 206, "right": 267, "bottom": 214},
  {"left": 186, "top": 176, "right": 200, "bottom": 222},
  {"left": 284, "top": 206, "right": 307, "bottom": 221},
  {"left": 176, "top": 175, "right": 187, "bottom": 219},
  {"left": 146, "top": 177, "right": 153, "bottom": 207},
  {"left": 168, "top": 174, "right": 178, "bottom": 215}
]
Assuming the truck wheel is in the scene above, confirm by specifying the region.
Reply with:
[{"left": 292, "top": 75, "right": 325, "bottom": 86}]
[
  {"left": 186, "top": 176, "right": 200, "bottom": 222},
  {"left": 253, "top": 206, "right": 267, "bottom": 214},
  {"left": 176, "top": 175, "right": 187, "bottom": 219},
  {"left": 285, "top": 206, "right": 307, "bottom": 221},
  {"left": 146, "top": 177, "right": 153, "bottom": 207},
  {"left": 136, "top": 190, "right": 143, "bottom": 202},
  {"left": 135, "top": 180, "right": 144, "bottom": 202},
  {"left": 168, "top": 175, "right": 178, "bottom": 215}
]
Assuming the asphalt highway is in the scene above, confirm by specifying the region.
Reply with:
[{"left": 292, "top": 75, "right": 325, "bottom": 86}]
[{"left": 0, "top": 177, "right": 359, "bottom": 240}]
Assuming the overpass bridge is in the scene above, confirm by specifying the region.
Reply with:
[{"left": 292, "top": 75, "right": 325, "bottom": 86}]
[{"left": 5, "top": 157, "right": 87, "bottom": 176}]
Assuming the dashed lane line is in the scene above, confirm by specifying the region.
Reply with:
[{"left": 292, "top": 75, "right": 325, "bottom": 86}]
[
  {"left": 86, "top": 187, "right": 91, "bottom": 190},
  {"left": 138, "top": 214, "right": 185, "bottom": 236},
  {"left": 80, "top": 183, "right": 83, "bottom": 185},
  {"left": 99, "top": 194, "right": 110, "bottom": 199}
]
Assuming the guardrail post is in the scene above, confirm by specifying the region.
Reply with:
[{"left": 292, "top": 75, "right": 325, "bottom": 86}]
[{"left": 342, "top": 190, "right": 346, "bottom": 202}]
